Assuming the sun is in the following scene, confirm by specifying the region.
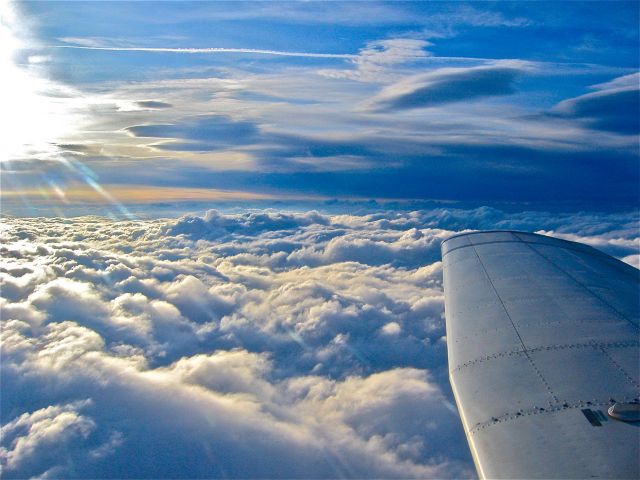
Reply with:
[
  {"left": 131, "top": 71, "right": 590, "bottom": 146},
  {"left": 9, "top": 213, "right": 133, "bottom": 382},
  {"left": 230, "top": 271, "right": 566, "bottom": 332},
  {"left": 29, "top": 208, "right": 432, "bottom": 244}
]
[{"left": 0, "top": 0, "right": 79, "bottom": 163}]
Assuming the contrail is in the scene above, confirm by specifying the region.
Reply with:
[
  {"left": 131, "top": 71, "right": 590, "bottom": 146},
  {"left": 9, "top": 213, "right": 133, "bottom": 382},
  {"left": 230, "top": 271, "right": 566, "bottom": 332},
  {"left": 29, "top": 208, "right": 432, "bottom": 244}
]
[{"left": 52, "top": 45, "right": 356, "bottom": 59}]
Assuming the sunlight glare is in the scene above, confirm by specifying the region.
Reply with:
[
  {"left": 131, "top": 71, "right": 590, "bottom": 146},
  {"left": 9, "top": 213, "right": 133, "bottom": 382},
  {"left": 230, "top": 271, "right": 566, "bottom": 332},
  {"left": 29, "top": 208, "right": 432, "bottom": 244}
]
[{"left": 0, "top": 0, "right": 78, "bottom": 162}]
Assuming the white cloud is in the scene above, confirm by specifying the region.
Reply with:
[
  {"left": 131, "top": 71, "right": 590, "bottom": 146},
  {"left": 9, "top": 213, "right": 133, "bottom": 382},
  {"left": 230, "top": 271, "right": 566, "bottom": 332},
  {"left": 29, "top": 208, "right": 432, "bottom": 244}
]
[
  {"left": 1, "top": 207, "right": 637, "bottom": 478},
  {"left": 318, "top": 38, "right": 433, "bottom": 82},
  {"left": 0, "top": 401, "right": 95, "bottom": 475},
  {"left": 382, "top": 322, "right": 402, "bottom": 335},
  {"left": 590, "top": 72, "right": 640, "bottom": 91}
]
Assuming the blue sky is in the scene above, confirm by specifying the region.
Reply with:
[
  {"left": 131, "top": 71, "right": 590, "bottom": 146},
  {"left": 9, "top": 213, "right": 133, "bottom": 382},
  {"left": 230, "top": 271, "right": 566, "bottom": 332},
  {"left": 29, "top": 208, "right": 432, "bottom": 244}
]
[{"left": 2, "top": 1, "right": 639, "bottom": 214}]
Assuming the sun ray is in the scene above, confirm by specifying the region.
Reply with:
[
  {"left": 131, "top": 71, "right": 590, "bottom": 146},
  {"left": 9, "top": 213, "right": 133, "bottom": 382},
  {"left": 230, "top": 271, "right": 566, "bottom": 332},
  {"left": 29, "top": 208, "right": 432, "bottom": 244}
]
[{"left": 0, "top": 0, "right": 138, "bottom": 220}]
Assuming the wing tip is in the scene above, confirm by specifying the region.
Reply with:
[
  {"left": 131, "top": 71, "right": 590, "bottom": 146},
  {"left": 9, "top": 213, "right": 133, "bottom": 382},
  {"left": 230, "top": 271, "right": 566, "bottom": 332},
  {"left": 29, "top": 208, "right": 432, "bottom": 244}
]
[{"left": 440, "top": 229, "right": 610, "bottom": 260}]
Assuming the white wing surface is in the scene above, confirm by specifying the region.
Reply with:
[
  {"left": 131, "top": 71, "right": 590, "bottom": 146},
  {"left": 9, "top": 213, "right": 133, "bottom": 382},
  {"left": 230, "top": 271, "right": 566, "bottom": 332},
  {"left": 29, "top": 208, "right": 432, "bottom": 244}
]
[{"left": 442, "top": 231, "right": 639, "bottom": 479}]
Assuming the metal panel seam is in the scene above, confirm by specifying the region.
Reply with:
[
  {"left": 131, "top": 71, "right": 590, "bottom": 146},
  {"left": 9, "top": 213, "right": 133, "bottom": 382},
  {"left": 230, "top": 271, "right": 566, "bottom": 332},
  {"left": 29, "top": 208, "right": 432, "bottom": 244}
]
[
  {"left": 599, "top": 346, "right": 640, "bottom": 390},
  {"left": 467, "top": 395, "right": 640, "bottom": 434},
  {"left": 450, "top": 340, "right": 640, "bottom": 373},
  {"left": 512, "top": 233, "right": 638, "bottom": 328},
  {"left": 470, "top": 242, "right": 561, "bottom": 404}
]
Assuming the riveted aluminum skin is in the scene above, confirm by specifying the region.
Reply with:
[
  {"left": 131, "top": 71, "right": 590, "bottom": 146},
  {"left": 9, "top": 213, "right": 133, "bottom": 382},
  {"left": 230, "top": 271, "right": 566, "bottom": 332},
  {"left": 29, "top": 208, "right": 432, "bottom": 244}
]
[{"left": 442, "top": 231, "right": 640, "bottom": 479}]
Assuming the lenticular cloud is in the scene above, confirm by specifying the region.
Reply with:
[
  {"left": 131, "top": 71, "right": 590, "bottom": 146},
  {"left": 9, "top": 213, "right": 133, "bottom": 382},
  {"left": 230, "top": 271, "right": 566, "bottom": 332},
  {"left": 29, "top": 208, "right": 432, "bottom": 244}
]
[{"left": 1, "top": 208, "right": 637, "bottom": 478}]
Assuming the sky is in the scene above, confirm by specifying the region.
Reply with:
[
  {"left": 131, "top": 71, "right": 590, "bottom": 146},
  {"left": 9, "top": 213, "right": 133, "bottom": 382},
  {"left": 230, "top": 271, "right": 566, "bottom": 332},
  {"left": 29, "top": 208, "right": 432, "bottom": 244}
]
[
  {"left": 1, "top": 2, "right": 639, "bottom": 479},
  {"left": 1, "top": 0, "right": 638, "bottom": 215}
]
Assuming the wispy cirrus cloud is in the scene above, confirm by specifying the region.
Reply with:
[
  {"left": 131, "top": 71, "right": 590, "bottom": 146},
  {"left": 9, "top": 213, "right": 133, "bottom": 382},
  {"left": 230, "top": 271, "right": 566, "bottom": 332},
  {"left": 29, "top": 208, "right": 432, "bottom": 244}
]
[{"left": 53, "top": 43, "right": 357, "bottom": 59}]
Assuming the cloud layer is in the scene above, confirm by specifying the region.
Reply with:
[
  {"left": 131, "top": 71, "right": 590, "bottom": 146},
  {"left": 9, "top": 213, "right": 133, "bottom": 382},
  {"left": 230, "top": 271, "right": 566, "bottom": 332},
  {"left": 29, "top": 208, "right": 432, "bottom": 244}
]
[{"left": 2, "top": 207, "right": 638, "bottom": 478}]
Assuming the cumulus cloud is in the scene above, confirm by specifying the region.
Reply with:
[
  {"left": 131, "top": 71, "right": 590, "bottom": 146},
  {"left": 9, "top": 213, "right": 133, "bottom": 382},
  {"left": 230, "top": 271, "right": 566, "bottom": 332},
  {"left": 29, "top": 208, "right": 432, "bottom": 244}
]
[
  {"left": 369, "top": 62, "right": 528, "bottom": 111},
  {"left": 0, "top": 401, "right": 96, "bottom": 478},
  {"left": 166, "top": 209, "right": 329, "bottom": 240},
  {"left": 1, "top": 207, "right": 637, "bottom": 478}
]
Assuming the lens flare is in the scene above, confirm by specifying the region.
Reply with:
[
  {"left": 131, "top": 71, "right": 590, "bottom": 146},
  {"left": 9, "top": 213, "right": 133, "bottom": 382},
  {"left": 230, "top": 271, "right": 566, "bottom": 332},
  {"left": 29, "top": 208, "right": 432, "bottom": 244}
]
[{"left": 0, "top": 0, "right": 134, "bottom": 219}]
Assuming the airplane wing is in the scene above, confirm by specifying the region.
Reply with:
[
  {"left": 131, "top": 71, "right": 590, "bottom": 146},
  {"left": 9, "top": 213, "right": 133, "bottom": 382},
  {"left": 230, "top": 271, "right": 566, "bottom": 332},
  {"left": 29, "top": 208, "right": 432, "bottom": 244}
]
[{"left": 441, "top": 231, "right": 640, "bottom": 479}]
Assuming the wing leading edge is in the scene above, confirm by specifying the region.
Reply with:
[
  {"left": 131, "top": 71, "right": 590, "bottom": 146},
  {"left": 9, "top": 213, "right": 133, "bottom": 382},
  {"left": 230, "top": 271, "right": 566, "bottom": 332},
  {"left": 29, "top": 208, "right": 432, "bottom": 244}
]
[{"left": 442, "top": 231, "right": 639, "bottom": 479}]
